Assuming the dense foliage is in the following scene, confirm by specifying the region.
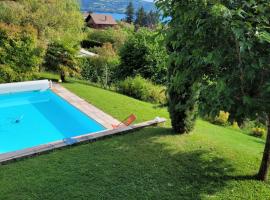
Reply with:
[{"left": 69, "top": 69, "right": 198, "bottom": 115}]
[
  {"left": 132, "top": 6, "right": 159, "bottom": 28},
  {"left": 158, "top": 0, "right": 270, "bottom": 180},
  {"left": 125, "top": 2, "right": 134, "bottom": 23},
  {"left": 44, "top": 42, "right": 79, "bottom": 82},
  {"left": 0, "top": 0, "right": 84, "bottom": 82},
  {"left": 81, "top": 43, "right": 120, "bottom": 87},
  {"left": 85, "top": 26, "right": 132, "bottom": 51},
  {"left": 0, "top": 0, "right": 84, "bottom": 47},
  {"left": 118, "top": 28, "right": 168, "bottom": 84},
  {"left": 117, "top": 75, "right": 166, "bottom": 104},
  {"left": 0, "top": 23, "right": 42, "bottom": 83}
]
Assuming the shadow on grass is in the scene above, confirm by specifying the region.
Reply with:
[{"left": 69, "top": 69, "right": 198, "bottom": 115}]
[
  {"left": 249, "top": 138, "right": 266, "bottom": 145},
  {"left": 0, "top": 127, "right": 256, "bottom": 199},
  {"left": 119, "top": 127, "right": 258, "bottom": 199}
]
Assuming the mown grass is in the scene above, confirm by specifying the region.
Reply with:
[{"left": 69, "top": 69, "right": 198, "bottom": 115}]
[{"left": 1, "top": 77, "right": 270, "bottom": 199}]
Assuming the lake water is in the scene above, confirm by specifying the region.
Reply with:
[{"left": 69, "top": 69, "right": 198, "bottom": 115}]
[
  {"left": 94, "top": 12, "right": 126, "bottom": 21},
  {"left": 87, "top": 12, "right": 170, "bottom": 22}
]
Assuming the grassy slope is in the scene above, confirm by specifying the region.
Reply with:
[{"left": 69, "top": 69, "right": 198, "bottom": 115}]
[
  {"left": 0, "top": 80, "right": 270, "bottom": 199},
  {"left": 63, "top": 82, "right": 169, "bottom": 124}
]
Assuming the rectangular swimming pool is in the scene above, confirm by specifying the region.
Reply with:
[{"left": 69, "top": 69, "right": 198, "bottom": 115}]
[{"left": 0, "top": 89, "right": 106, "bottom": 154}]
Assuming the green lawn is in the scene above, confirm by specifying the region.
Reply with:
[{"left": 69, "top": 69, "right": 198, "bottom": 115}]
[{"left": 0, "top": 79, "right": 270, "bottom": 199}]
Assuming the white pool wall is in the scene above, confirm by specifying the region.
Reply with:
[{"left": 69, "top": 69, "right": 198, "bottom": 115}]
[{"left": 0, "top": 80, "right": 51, "bottom": 94}]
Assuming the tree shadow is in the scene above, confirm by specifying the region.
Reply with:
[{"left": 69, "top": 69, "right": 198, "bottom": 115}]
[
  {"left": 0, "top": 126, "right": 257, "bottom": 199},
  {"left": 248, "top": 137, "right": 266, "bottom": 145},
  {"left": 116, "top": 127, "right": 255, "bottom": 199}
]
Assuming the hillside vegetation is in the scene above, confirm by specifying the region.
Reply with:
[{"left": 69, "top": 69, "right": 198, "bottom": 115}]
[{"left": 0, "top": 80, "right": 269, "bottom": 199}]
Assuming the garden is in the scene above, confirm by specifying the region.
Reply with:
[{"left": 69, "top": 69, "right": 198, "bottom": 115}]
[
  {"left": 0, "top": 0, "right": 270, "bottom": 199},
  {"left": 0, "top": 77, "right": 269, "bottom": 199}
]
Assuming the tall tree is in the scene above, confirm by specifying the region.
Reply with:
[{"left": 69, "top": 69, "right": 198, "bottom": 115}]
[
  {"left": 157, "top": 0, "right": 270, "bottom": 181},
  {"left": 135, "top": 7, "right": 147, "bottom": 27},
  {"left": 125, "top": 1, "right": 134, "bottom": 23}
]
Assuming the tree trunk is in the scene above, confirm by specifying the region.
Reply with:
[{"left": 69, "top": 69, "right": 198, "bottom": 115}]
[
  {"left": 257, "top": 115, "right": 270, "bottom": 181},
  {"left": 60, "top": 72, "right": 66, "bottom": 82}
]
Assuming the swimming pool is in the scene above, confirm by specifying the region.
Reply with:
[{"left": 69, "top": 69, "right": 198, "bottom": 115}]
[{"left": 0, "top": 89, "right": 106, "bottom": 154}]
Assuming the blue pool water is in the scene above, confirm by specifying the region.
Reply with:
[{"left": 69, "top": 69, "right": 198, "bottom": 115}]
[{"left": 0, "top": 90, "right": 105, "bottom": 154}]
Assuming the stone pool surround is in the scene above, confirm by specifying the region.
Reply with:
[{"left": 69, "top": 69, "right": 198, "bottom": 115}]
[
  {"left": 0, "top": 83, "right": 166, "bottom": 164},
  {"left": 52, "top": 83, "right": 120, "bottom": 129}
]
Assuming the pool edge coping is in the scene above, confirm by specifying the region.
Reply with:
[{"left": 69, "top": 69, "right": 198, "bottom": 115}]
[
  {"left": 51, "top": 83, "right": 120, "bottom": 129},
  {"left": 0, "top": 117, "right": 166, "bottom": 164}
]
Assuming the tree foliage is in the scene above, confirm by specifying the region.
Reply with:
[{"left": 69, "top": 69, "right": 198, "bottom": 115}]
[
  {"left": 0, "top": 23, "right": 42, "bottom": 83},
  {"left": 86, "top": 26, "right": 131, "bottom": 51},
  {"left": 81, "top": 43, "right": 120, "bottom": 87},
  {"left": 118, "top": 28, "right": 168, "bottom": 84},
  {"left": 0, "top": 0, "right": 84, "bottom": 47},
  {"left": 157, "top": 0, "right": 270, "bottom": 180},
  {"left": 135, "top": 7, "right": 159, "bottom": 28},
  {"left": 125, "top": 1, "right": 135, "bottom": 23},
  {"left": 44, "top": 42, "right": 79, "bottom": 82},
  {"left": 0, "top": 0, "right": 83, "bottom": 82},
  {"left": 135, "top": 7, "right": 147, "bottom": 27}
]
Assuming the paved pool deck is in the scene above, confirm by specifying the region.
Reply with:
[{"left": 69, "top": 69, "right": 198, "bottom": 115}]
[{"left": 52, "top": 83, "right": 120, "bottom": 129}]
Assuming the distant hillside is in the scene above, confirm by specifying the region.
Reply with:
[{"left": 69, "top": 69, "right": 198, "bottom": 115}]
[{"left": 80, "top": 0, "right": 156, "bottom": 13}]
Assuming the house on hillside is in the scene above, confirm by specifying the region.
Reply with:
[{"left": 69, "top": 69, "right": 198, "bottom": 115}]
[{"left": 85, "top": 13, "right": 117, "bottom": 29}]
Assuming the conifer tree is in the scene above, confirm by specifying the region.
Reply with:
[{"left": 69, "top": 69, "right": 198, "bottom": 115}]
[{"left": 125, "top": 1, "right": 134, "bottom": 23}]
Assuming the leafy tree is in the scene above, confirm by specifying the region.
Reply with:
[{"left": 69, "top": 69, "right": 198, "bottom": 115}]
[
  {"left": 0, "top": 0, "right": 83, "bottom": 47},
  {"left": 0, "top": 23, "right": 43, "bottom": 83},
  {"left": 44, "top": 42, "right": 79, "bottom": 82},
  {"left": 157, "top": 0, "right": 270, "bottom": 181},
  {"left": 118, "top": 28, "right": 167, "bottom": 84},
  {"left": 125, "top": 2, "right": 134, "bottom": 23},
  {"left": 135, "top": 7, "right": 147, "bottom": 27}
]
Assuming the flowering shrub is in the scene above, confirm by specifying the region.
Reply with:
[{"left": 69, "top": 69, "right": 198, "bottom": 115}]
[
  {"left": 252, "top": 128, "right": 266, "bottom": 138},
  {"left": 214, "top": 111, "right": 230, "bottom": 126},
  {"left": 232, "top": 121, "right": 240, "bottom": 129}
]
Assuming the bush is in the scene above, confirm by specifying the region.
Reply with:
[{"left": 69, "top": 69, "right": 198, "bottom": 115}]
[
  {"left": 117, "top": 28, "right": 168, "bottom": 84},
  {"left": 80, "top": 44, "right": 120, "bottom": 87},
  {"left": 117, "top": 76, "right": 166, "bottom": 104},
  {"left": 80, "top": 57, "right": 109, "bottom": 86},
  {"left": 242, "top": 119, "right": 267, "bottom": 138},
  {"left": 232, "top": 121, "right": 240, "bottom": 130},
  {"left": 0, "top": 23, "right": 42, "bottom": 83},
  {"left": 86, "top": 27, "right": 130, "bottom": 51},
  {"left": 214, "top": 111, "right": 230, "bottom": 126},
  {"left": 252, "top": 127, "right": 266, "bottom": 138}
]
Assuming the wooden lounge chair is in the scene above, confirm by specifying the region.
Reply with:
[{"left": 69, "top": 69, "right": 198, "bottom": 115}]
[{"left": 112, "top": 114, "right": 137, "bottom": 129}]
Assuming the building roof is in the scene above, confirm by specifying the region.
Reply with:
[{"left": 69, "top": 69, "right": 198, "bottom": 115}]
[{"left": 87, "top": 13, "right": 117, "bottom": 25}]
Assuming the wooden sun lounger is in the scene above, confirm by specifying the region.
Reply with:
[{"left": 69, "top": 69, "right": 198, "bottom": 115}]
[{"left": 112, "top": 114, "right": 137, "bottom": 129}]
